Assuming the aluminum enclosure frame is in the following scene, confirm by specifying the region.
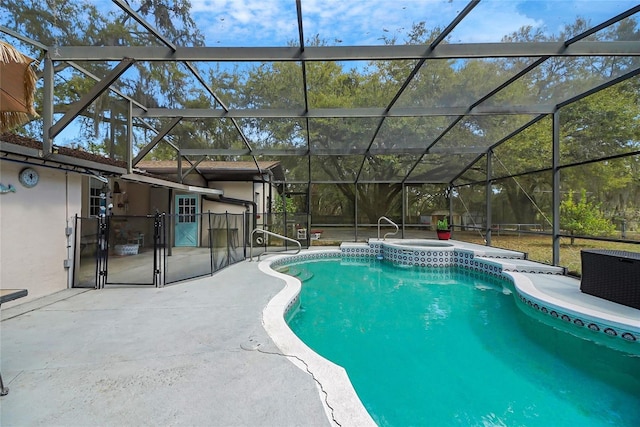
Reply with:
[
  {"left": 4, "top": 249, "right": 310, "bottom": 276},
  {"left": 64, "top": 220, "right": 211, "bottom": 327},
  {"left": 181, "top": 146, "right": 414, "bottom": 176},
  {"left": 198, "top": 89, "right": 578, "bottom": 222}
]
[{"left": 2, "top": 0, "right": 640, "bottom": 266}]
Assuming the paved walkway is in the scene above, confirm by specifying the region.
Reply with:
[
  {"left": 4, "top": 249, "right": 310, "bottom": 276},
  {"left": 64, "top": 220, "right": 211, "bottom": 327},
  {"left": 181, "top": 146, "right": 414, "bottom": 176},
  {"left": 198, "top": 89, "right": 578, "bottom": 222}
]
[{"left": 0, "top": 260, "right": 330, "bottom": 426}]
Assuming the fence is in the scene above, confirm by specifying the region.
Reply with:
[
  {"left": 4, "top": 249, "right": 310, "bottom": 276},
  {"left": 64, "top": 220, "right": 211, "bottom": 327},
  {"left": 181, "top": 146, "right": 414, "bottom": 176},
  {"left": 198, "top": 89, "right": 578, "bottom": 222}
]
[
  {"left": 73, "top": 211, "right": 310, "bottom": 288},
  {"left": 74, "top": 213, "right": 242, "bottom": 288}
]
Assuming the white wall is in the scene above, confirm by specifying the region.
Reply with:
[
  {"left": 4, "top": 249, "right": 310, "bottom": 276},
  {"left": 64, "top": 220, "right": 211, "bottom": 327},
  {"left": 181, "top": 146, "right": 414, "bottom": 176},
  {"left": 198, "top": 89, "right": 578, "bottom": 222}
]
[
  {"left": 206, "top": 182, "right": 253, "bottom": 214},
  {"left": 204, "top": 181, "right": 278, "bottom": 215},
  {"left": 0, "top": 162, "right": 82, "bottom": 306}
]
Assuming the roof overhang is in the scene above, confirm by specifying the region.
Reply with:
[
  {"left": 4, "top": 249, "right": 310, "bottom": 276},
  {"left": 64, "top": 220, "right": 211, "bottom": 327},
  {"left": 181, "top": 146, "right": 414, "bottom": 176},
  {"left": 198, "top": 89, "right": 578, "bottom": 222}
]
[
  {"left": 119, "top": 172, "right": 223, "bottom": 196},
  {"left": 1, "top": 140, "right": 127, "bottom": 176}
]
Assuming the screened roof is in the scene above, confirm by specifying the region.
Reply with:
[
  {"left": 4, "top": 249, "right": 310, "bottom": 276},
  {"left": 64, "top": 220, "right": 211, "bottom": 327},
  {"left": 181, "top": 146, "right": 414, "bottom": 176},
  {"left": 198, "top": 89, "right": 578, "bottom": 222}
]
[{"left": 1, "top": 0, "right": 639, "bottom": 186}]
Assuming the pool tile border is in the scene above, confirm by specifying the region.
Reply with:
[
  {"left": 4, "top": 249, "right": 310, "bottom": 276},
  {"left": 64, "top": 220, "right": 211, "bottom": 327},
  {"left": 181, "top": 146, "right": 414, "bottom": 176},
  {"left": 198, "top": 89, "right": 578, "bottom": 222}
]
[
  {"left": 273, "top": 242, "right": 638, "bottom": 346},
  {"left": 515, "top": 287, "right": 638, "bottom": 342},
  {"left": 505, "top": 272, "right": 639, "bottom": 344}
]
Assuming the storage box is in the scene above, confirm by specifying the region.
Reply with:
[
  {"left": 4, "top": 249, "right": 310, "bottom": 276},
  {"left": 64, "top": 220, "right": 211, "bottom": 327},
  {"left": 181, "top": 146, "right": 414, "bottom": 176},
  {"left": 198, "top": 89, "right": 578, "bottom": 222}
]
[{"left": 580, "top": 249, "right": 640, "bottom": 309}]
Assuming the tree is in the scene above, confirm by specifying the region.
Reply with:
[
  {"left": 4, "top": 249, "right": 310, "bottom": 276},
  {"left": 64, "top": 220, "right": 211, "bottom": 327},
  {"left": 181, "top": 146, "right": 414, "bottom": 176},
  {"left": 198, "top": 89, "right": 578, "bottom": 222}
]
[
  {"left": 272, "top": 194, "right": 296, "bottom": 214},
  {"left": 1, "top": 0, "right": 205, "bottom": 156},
  {"left": 560, "top": 189, "right": 616, "bottom": 244}
]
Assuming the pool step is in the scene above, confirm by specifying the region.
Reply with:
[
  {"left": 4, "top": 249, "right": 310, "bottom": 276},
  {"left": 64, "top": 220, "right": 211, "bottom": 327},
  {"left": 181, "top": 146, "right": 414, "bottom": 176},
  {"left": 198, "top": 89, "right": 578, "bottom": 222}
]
[
  {"left": 278, "top": 266, "right": 314, "bottom": 282},
  {"left": 483, "top": 258, "right": 565, "bottom": 275},
  {"left": 297, "top": 270, "right": 314, "bottom": 282}
]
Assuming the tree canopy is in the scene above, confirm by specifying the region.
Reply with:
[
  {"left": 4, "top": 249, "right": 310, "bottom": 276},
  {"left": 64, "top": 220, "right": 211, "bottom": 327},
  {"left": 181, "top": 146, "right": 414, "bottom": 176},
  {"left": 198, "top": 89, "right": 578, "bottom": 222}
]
[{"left": 1, "top": 1, "right": 639, "bottom": 229}]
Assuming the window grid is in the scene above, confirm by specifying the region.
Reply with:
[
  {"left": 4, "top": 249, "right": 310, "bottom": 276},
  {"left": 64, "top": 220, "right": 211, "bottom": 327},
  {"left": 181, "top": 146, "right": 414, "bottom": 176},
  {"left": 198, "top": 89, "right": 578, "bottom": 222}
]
[{"left": 178, "top": 197, "right": 196, "bottom": 223}]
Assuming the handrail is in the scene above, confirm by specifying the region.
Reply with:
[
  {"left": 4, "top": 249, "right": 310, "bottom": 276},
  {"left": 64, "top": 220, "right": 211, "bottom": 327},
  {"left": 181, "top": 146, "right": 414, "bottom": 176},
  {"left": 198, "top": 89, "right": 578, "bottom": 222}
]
[
  {"left": 377, "top": 216, "right": 399, "bottom": 240},
  {"left": 249, "top": 228, "right": 302, "bottom": 262}
]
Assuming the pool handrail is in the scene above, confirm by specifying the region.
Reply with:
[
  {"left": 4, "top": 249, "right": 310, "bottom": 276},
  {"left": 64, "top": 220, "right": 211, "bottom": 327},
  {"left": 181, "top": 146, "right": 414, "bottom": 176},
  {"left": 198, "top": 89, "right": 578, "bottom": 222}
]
[
  {"left": 377, "top": 216, "right": 399, "bottom": 240},
  {"left": 249, "top": 228, "right": 302, "bottom": 262}
]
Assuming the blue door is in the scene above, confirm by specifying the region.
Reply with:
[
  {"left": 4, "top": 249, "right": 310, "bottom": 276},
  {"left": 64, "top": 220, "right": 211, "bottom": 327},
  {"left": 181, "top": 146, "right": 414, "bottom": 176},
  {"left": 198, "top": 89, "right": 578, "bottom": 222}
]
[{"left": 175, "top": 195, "right": 198, "bottom": 247}]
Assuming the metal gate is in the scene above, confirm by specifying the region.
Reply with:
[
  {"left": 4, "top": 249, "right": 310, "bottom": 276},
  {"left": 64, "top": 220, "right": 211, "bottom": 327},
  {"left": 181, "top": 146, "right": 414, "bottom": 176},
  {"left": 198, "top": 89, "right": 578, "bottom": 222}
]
[{"left": 74, "top": 213, "right": 166, "bottom": 288}]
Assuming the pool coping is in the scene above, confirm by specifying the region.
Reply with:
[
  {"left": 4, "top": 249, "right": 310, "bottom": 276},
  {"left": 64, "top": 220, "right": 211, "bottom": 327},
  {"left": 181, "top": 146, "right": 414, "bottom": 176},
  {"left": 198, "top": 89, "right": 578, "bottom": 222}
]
[
  {"left": 509, "top": 272, "right": 640, "bottom": 337},
  {"left": 260, "top": 241, "right": 639, "bottom": 426},
  {"left": 259, "top": 249, "right": 377, "bottom": 427}
]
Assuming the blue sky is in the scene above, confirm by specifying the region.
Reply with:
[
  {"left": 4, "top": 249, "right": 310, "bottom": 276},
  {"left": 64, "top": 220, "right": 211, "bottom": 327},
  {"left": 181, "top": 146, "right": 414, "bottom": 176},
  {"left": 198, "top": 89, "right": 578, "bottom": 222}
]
[
  {"left": 187, "top": 0, "right": 639, "bottom": 46},
  {"left": 4, "top": 0, "right": 638, "bottom": 147}
]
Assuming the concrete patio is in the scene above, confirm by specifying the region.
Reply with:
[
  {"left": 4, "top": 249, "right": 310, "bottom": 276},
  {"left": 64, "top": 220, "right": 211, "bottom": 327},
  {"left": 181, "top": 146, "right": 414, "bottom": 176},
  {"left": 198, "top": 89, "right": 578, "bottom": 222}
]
[{"left": 0, "top": 259, "right": 331, "bottom": 426}]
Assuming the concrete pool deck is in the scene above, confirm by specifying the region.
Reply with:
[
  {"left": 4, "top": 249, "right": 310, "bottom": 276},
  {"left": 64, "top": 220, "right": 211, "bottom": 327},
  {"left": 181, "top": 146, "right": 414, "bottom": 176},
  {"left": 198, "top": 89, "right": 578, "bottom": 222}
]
[
  {"left": 0, "top": 260, "right": 332, "bottom": 426},
  {"left": 2, "top": 243, "right": 638, "bottom": 426}
]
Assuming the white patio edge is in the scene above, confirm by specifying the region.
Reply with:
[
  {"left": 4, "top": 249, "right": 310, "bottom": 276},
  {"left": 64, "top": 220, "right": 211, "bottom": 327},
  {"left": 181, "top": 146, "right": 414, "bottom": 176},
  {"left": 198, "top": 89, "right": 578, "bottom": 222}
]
[
  {"left": 259, "top": 252, "right": 377, "bottom": 427},
  {"left": 507, "top": 271, "right": 640, "bottom": 332}
]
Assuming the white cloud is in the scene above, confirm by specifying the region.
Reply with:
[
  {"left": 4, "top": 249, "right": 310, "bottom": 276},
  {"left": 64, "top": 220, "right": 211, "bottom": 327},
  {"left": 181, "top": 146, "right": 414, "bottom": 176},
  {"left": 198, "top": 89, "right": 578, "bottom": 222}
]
[
  {"left": 449, "top": 1, "right": 542, "bottom": 43},
  {"left": 186, "top": 0, "right": 638, "bottom": 46},
  {"left": 190, "top": 0, "right": 298, "bottom": 45}
]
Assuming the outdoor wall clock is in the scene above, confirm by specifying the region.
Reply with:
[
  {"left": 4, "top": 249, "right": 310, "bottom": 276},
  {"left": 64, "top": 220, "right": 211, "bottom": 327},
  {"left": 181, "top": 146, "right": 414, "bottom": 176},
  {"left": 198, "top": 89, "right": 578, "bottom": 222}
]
[{"left": 18, "top": 167, "right": 39, "bottom": 188}]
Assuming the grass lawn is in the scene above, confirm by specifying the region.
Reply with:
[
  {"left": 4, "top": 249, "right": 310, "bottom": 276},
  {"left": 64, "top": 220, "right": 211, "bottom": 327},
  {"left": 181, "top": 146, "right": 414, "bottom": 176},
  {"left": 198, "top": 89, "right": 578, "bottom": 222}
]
[{"left": 449, "top": 231, "right": 639, "bottom": 276}]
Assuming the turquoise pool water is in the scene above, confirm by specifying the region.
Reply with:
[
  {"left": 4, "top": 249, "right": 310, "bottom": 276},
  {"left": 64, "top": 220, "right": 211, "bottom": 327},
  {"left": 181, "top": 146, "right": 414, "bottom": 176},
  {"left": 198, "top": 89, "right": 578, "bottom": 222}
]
[{"left": 286, "top": 258, "right": 640, "bottom": 427}]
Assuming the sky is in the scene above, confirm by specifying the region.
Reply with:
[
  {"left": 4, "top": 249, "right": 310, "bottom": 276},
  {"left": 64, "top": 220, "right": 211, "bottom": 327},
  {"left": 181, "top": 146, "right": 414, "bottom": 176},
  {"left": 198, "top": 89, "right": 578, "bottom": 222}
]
[
  {"left": 184, "top": 0, "right": 639, "bottom": 46},
  {"left": 3, "top": 0, "right": 638, "bottom": 147}
]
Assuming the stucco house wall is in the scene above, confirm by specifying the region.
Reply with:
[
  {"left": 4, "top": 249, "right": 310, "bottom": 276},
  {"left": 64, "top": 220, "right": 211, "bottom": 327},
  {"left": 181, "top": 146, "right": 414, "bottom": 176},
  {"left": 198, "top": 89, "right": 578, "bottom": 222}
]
[
  {"left": 0, "top": 162, "right": 82, "bottom": 306},
  {"left": 205, "top": 181, "right": 252, "bottom": 214}
]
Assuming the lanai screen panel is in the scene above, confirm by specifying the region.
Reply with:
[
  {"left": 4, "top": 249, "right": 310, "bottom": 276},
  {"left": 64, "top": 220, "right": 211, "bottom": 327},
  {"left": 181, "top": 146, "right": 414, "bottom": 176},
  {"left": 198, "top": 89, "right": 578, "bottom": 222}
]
[
  {"left": 456, "top": 162, "right": 487, "bottom": 185},
  {"left": 561, "top": 157, "right": 640, "bottom": 244},
  {"left": 481, "top": 56, "right": 640, "bottom": 112},
  {"left": 372, "top": 116, "right": 458, "bottom": 154},
  {"left": 189, "top": 1, "right": 300, "bottom": 47},
  {"left": 559, "top": 79, "right": 640, "bottom": 166},
  {"left": 541, "top": 56, "right": 634, "bottom": 105},
  {"left": 310, "top": 154, "right": 361, "bottom": 182},
  {"left": 169, "top": 118, "right": 247, "bottom": 151},
  {"left": 358, "top": 154, "right": 422, "bottom": 183},
  {"left": 221, "top": 62, "right": 306, "bottom": 110},
  {"left": 27, "top": 0, "right": 193, "bottom": 48},
  {"left": 492, "top": 117, "right": 553, "bottom": 179},
  {"left": 392, "top": 59, "right": 468, "bottom": 109},
  {"left": 125, "top": 61, "right": 202, "bottom": 109},
  {"left": 407, "top": 153, "right": 481, "bottom": 183},
  {"left": 430, "top": 114, "right": 540, "bottom": 155},
  {"left": 279, "top": 157, "right": 310, "bottom": 183},
  {"left": 239, "top": 118, "right": 308, "bottom": 152},
  {"left": 491, "top": 170, "right": 554, "bottom": 235},
  {"left": 310, "top": 183, "right": 356, "bottom": 226},
  {"left": 306, "top": 60, "right": 410, "bottom": 109},
  {"left": 308, "top": 117, "right": 379, "bottom": 155},
  {"left": 396, "top": 57, "right": 547, "bottom": 110}
]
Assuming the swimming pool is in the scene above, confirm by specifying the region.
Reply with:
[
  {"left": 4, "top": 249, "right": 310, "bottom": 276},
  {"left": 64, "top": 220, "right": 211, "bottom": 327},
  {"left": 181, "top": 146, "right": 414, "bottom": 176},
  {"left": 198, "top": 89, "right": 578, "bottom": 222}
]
[{"left": 270, "top": 254, "right": 640, "bottom": 426}]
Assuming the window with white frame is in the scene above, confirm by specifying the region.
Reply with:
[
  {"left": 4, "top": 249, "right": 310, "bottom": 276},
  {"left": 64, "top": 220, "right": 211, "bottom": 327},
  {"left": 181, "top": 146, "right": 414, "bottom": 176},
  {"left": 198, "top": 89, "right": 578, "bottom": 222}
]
[{"left": 89, "top": 179, "right": 105, "bottom": 217}]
